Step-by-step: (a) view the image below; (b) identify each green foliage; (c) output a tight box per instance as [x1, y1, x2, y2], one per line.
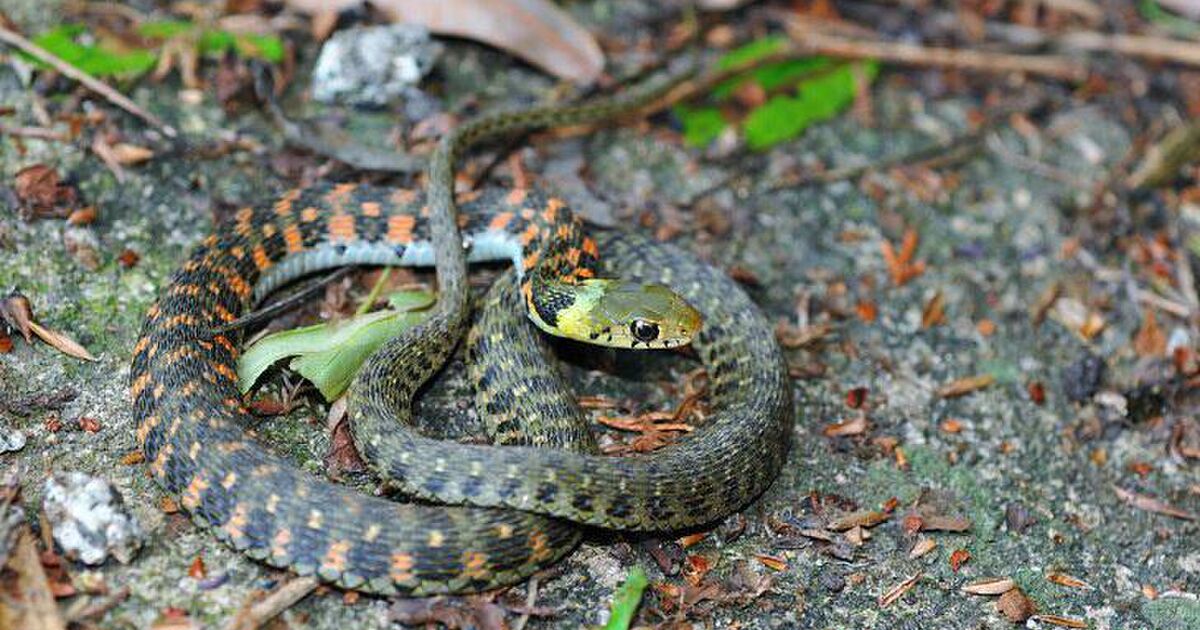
[28, 21, 284, 80]
[676, 36, 880, 150]
[600, 567, 649, 630]
[31, 25, 156, 78]
[238, 290, 435, 401]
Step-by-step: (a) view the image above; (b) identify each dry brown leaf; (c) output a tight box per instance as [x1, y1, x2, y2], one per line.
[1113, 486, 1197, 521]
[285, 0, 603, 83]
[880, 229, 925, 286]
[1031, 614, 1088, 628]
[826, 510, 889, 531]
[775, 321, 835, 348]
[921, 290, 946, 328]
[908, 537, 936, 559]
[938, 374, 994, 398]
[997, 587, 1037, 622]
[878, 572, 922, 607]
[822, 416, 868, 437]
[109, 143, 154, 165]
[949, 548, 971, 572]
[1046, 573, 1091, 589]
[921, 514, 972, 532]
[65, 206, 97, 226]
[961, 577, 1015, 595]
[1, 291, 35, 341]
[754, 554, 787, 571]
[1133, 307, 1167, 357]
[28, 321, 97, 362]
[0, 532, 68, 630]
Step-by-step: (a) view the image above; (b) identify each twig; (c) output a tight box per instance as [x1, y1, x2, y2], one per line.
[512, 576, 539, 630]
[63, 586, 132, 623]
[1135, 289, 1191, 319]
[0, 124, 69, 141]
[984, 132, 1093, 189]
[1059, 30, 1200, 67]
[0, 24, 176, 137]
[782, 27, 1089, 81]
[213, 267, 354, 334]
[223, 575, 319, 630]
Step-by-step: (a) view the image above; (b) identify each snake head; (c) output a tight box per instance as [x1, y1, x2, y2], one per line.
[549, 279, 702, 349]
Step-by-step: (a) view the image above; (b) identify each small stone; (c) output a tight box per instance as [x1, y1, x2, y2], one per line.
[311, 24, 443, 106]
[0, 428, 25, 453]
[1061, 351, 1105, 403]
[42, 472, 144, 565]
[1005, 502, 1037, 534]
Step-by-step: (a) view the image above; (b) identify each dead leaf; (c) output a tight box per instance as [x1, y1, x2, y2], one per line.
[880, 229, 925, 286]
[78, 417, 101, 433]
[949, 548, 970, 572]
[388, 596, 507, 629]
[826, 510, 889, 531]
[775, 321, 835, 348]
[0, 532, 68, 630]
[286, 0, 604, 83]
[920, 290, 945, 328]
[822, 416, 868, 437]
[938, 374, 994, 398]
[878, 572, 921, 607]
[13, 164, 76, 218]
[1046, 573, 1091, 589]
[109, 143, 154, 165]
[1, 291, 35, 342]
[754, 554, 787, 571]
[920, 514, 972, 532]
[908, 537, 936, 559]
[1133, 307, 1167, 357]
[1031, 614, 1088, 628]
[65, 206, 97, 226]
[962, 577, 1015, 595]
[996, 587, 1036, 622]
[1113, 486, 1197, 520]
[28, 321, 97, 362]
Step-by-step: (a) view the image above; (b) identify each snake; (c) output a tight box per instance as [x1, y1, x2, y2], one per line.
[129, 63, 793, 596]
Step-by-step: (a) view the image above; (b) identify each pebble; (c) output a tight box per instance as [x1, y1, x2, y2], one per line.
[312, 24, 443, 106]
[42, 472, 144, 565]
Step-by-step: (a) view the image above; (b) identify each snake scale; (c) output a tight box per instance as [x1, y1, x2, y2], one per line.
[129, 64, 793, 595]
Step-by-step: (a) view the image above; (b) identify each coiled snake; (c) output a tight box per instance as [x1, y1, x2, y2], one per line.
[129, 65, 793, 595]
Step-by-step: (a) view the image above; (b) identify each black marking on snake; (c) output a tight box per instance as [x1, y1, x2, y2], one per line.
[536, 482, 558, 504]
[334, 244, 348, 256]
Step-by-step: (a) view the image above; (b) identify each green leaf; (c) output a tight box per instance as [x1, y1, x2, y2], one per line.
[675, 105, 728, 148]
[716, 35, 787, 71]
[135, 20, 195, 39]
[601, 567, 649, 630]
[31, 24, 156, 78]
[743, 60, 879, 150]
[233, 33, 285, 63]
[238, 290, 435, 401]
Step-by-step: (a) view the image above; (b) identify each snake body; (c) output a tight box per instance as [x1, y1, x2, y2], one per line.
[129, 70, 793, 595]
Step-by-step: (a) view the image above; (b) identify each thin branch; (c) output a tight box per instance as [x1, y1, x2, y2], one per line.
[0, 24, 176, 137]
[784, 30, 1089, 81]
[223, 576, 319, 630]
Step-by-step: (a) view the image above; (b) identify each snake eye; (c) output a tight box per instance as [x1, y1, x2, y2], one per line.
[630, 319, 660, 343]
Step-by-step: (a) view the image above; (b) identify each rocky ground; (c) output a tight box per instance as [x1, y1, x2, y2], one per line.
[2, 1, 1199, 628]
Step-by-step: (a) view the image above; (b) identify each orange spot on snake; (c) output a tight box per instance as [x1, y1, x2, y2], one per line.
[387, 215, 415, 244]
[390, 553, 415, 583]
[361, 201, 382, 217]
[283, 223, 304, 254]
[301, 206, 319, 223]
[488, 211, 514, 232]
[506, 188, 528, 205]
[252, 245, 272, 272]
[328, 214, 356, 242]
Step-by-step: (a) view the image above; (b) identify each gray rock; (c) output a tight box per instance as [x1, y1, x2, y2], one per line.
[311, 24, 443, 106]
[42, 472, 143, 565]
[0, 427, 25, 453]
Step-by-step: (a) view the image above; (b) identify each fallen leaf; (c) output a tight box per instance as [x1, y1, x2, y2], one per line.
[845, 386, 868, 409]
[976, 319, 996, 336]
[775, 321, 835, 348]
[940, 418, 963, 433]
[996, 587, 1037, 622]
[120, 451, 145, 465]
[117, 249, 140, 268]
[1028, 381, 1046, 405]
[1113, 486, 1197, 520]
[949, 548, 971, 572]
[855, 300, 877, 322]
[286, 0, 604, 83]
[29, 321, 97, 362]
[822, 416, 868, 437]
[0, 291, 35, 341]
[938, 374, 994, 398]
[908, 537, 936, 559]
[921, 290, 945, 328]
[187, 556, 206, 579]
[109, 143, 154, 165]
[1046, 573, 1091, 589]
[0, 532, 68, 630]
[880, 229, 925, 286]
[13, 163, 76, 218]
[878, 572, 921, 607]
[65, 206, 97, 226]
[1133, 307, 1167, 357]
[678, 533, 708, 549]
[1031, 614, 1088, 628]
[78, 417, 101, 433]
[962, 577, 1016, 595]
[754, 554, 787, 571]
[920, 514, 972, 532]
[0, 330, 11, 354]
[826, 510, 889, 531]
